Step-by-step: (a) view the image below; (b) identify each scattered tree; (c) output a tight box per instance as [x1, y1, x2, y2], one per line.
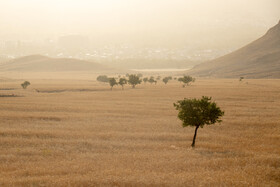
[178, 75, 195, 87]
[162, 76, 172, 84]
[137, 73, 143, 78]
[109, 78, 118, 90]
[128, 74, 142, 88]
[148, 76, 157, 84]
[143, 77, 149, 84]
[239, 77, 244, 81]
[118, 77, 127, 90]
[174, 96, 224, 148]
[97, 75, 109, 83]
[21, 81, 30, 89]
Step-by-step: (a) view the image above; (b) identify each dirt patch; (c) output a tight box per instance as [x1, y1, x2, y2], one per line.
[0, 88, 15, 90]
[0, 94, 22, 97]
[2, 116, 62, 122]
[35, 88, 108, 93]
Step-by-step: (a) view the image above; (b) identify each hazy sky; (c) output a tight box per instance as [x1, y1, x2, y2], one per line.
[0, 0, 279, 48]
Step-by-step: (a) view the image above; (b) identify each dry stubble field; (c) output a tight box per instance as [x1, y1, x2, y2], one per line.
[0, 78, 279, 186]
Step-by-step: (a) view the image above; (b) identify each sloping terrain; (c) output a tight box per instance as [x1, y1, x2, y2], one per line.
[0, 55, 111, 72]
[187, 21, 280, 78]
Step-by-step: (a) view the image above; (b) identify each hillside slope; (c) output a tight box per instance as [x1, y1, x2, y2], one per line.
[187, 21, 280, 78]
[0, 55, 112, 72]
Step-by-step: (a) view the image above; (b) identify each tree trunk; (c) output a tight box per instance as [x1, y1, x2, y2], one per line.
[191, 126, 199, 148]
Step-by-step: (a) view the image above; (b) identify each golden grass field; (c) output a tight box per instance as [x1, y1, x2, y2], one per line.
[0, 78, 279, 186]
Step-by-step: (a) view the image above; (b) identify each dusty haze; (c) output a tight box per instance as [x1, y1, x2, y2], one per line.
[1, 0, 280, 48]
[1, 1, 280, 186]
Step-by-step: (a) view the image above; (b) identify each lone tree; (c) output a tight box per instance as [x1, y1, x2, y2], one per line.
[108, 78, 118, 90]
[162, 76, 172, 85]
[239, 77, 244, 82]
[174, 96, 224, 148]
[178, 75, 195, 87]
[97, 75, 109, 83]
[118, 77, 127, 90]
[128, 74, 142, 88]
[21, 81, 30, 89]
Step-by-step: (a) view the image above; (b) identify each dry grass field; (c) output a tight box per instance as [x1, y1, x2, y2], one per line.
[0, 78, 279, 186]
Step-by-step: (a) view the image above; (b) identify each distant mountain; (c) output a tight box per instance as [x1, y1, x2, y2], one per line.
[0, 55, 112, 72]
[187, 21, 280, 78]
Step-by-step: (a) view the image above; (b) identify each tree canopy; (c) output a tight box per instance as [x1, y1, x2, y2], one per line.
[174, 96, 224, 147]
[178, 75, 195, 87]
[128, 74, 142, 88]
[97, 75, 109, 83]
[108, 78, 118, 90]
[143, 77, 149, 84]
[162, 76, 172, 84]
[118, 77, 127, 90]
[148, 76, 157, 84]
[21, 81, 30, 89]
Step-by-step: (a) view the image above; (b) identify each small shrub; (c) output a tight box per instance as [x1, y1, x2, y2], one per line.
[143, 77, 149, 84]
[97, 75, 109, 83]
[162, 76, 172, 84]
[148, 76, 157, 85]
[21, 81, 30, 89]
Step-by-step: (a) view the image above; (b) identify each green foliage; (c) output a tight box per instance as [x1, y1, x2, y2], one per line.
[128, 74, 142, 88]
[97, 75, 109, 83]
[21, 81, 30, 89]
[174, 96, 224, 147]
[162, 77, 169, 84]
[162, 76, 172, 84]
[148, 76, 157, 84]
[108, 77, 118, 90]
[174, 96, 224, 128]
[118, 77, 127, 90]
[178, 75, 195, 87]
[143, 77, 149, 83]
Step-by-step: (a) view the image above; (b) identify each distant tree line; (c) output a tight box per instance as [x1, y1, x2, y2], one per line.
[96, 74, 196, 90]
